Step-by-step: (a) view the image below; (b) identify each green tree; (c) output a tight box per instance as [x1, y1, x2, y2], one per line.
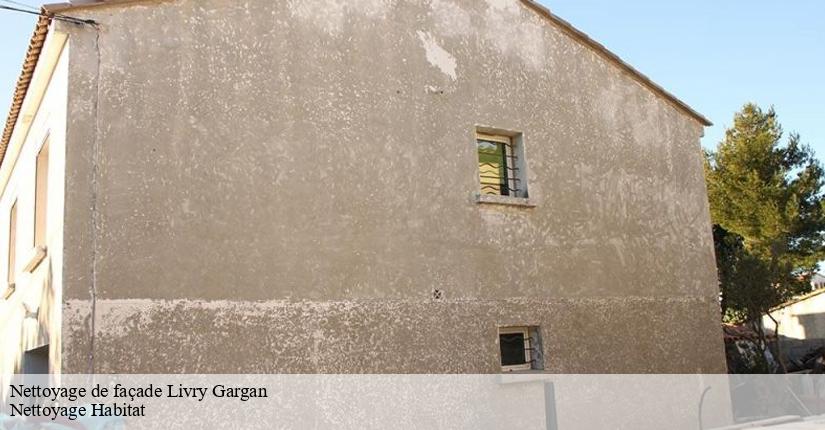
[705, 104, 825, 370]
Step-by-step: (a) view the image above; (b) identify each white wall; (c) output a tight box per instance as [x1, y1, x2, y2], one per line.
[765, 292, 825, 340]
[0, 30, 68, 387]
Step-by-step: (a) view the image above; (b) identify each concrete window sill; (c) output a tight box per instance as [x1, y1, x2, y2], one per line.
[475, 194, 536, 208]
[23, 246, 47, 273]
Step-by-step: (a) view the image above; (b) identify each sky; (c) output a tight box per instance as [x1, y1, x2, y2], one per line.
[0, 0, 823, 154]
[543, 1, 825, 153]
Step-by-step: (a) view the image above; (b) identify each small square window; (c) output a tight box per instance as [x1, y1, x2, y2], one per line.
[498, 326, 543, 372]
[477, 130, 527, 198]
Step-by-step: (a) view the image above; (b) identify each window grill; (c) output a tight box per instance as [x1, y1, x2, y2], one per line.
[499, 326, 537, 371]
[477, 133, 522, 197]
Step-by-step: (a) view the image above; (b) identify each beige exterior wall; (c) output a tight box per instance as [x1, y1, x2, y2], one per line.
[765, 292, 825, 361]
[57, 0, 724, 373]
[0, 29, 68, 385]
[766, 293, 825, 341]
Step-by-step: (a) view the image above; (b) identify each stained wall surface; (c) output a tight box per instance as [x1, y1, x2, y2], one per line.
[60, 0, 725, 373]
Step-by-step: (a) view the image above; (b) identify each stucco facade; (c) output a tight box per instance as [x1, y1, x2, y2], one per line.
[1, 0, 725, 375]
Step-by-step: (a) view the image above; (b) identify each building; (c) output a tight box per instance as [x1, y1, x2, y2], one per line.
[763, 277, 825, 365]
[0, 0, 724, 379]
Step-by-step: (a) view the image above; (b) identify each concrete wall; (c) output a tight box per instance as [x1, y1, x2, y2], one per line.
[60, 0, 725, 373]
[0, 31, 68, 385]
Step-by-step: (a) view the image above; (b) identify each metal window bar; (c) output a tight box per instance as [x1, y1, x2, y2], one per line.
[525, 336, 538, 366]
[504, 141, 518, 196]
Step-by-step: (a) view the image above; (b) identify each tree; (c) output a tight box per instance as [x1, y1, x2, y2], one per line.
[713, 225, 781, 372]
[705, 104, 825, 370]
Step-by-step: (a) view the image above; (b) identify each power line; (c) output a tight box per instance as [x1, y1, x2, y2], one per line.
[0, 3, 98, 26]
[1, 0, 38, 12]
[0, 2, 97, 26]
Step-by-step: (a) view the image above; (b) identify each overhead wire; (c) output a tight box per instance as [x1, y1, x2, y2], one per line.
[0, 0, 39, 11]
[0, 1, 97, 26]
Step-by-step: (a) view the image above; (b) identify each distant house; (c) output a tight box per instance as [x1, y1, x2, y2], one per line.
[763, 277, 825, 364]
[811, 274, 825, 289]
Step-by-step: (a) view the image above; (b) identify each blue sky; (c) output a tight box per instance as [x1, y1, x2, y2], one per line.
[0, 0, 823, 154]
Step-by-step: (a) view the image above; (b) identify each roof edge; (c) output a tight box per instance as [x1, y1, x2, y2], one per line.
[47, 0, 714, 127]
[0, 12, 51, 170]
[520, 0, 712, 127]
[43, 0, 155, 13]
[769, 286, 825, 313]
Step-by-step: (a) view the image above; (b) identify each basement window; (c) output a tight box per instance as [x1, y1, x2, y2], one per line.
[498, 326, 543, 372]
[477, 130, 527, 199]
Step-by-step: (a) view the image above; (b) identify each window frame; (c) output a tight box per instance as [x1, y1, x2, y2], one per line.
[34, 137, 49, 249]
[8, 200, 17, 286]
[474, 127, 532, 206]
[498, 326, 533, 372]
[476, 132, 516, 197]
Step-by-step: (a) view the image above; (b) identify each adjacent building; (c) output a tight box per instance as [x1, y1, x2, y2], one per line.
[763, 277, 825, 365]
[0, 0, 725, 380]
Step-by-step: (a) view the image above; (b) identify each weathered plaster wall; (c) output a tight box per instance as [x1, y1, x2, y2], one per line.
[61, 0, 724, 373]
[62, 297, 722, 373]
[0, 34, 68, 385]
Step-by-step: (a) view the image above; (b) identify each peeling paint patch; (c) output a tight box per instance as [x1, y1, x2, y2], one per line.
[416, 31, 457, 80]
